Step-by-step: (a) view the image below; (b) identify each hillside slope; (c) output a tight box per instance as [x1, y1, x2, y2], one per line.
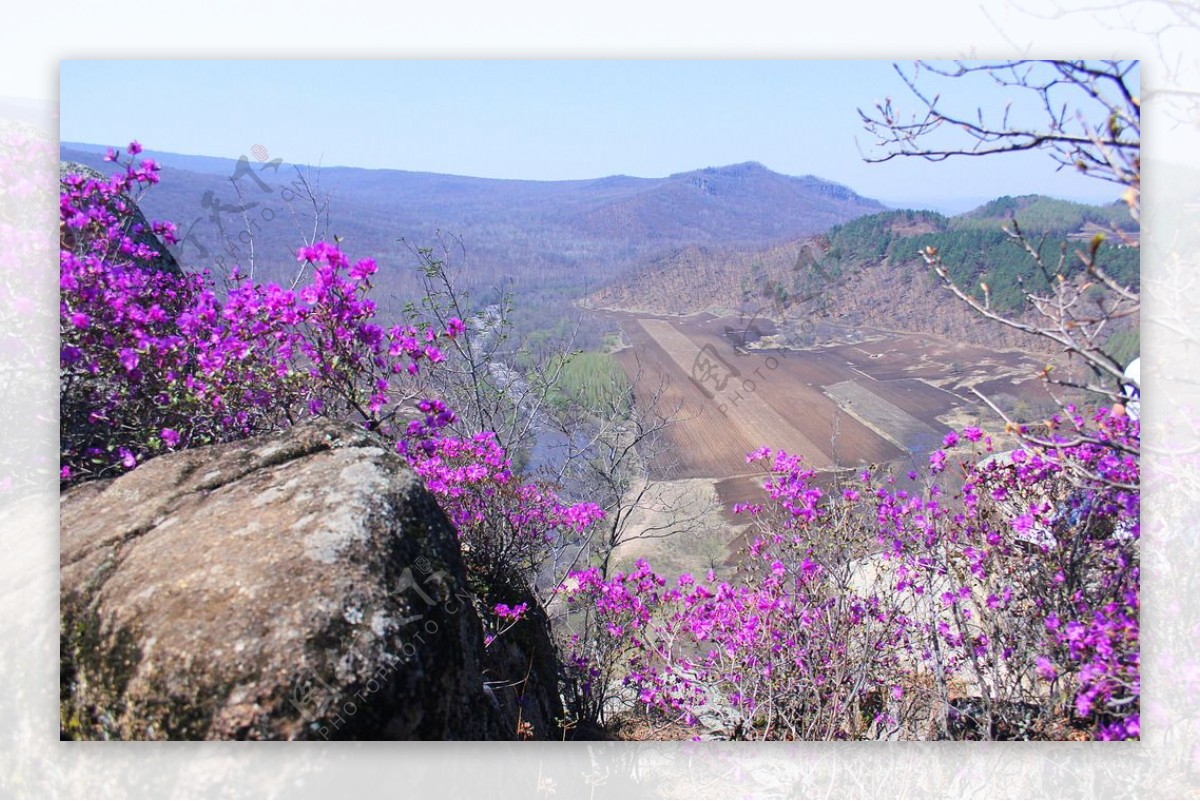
[588, 198, 1140, 352]
[61, 145, 884, 296]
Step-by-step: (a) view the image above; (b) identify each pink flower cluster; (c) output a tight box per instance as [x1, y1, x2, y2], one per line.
[405, 430, 603, 555]
[567, 539, 907, 738]
[569, 413, 1139, 740]
[60, 145, 460, 481]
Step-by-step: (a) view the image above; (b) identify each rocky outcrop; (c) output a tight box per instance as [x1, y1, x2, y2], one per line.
[60, 160, 182, 276]
[59, 419, 557, 740]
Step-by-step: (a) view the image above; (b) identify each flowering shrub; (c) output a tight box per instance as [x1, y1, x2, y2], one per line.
[568, 413, 1138, 740]
[566, 451, 911, 739]
[403, 427, 603, 638]
[60, 145, 458, 483]
[971, 408, 1140, 740]
[60, 146, 606, 692]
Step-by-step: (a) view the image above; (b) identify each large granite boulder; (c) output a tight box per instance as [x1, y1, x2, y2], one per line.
[60, 160, 182, 276]
[60, 419, 553, 740]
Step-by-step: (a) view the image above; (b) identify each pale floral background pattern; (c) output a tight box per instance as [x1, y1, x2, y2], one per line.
[1, 0, 1196, 796]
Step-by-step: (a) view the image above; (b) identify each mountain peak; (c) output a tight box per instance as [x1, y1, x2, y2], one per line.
[673, 161, 773, 180]
[706, 161, 771, 174]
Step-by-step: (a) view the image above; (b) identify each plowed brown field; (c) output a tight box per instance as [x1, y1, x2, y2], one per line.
[598, 310, 1059, 578]
[607, 311, 1054, 487]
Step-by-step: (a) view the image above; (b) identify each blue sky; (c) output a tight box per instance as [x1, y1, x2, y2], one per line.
[60, 60, 1131, 210]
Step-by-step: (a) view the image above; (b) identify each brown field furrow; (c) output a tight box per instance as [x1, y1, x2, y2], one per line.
[637, 319, 834, 469]
[614, 332, 751, 479]
[822, 380, 944, 453]
[688, 330, 905, 468]
[602, 309, 1054, 509]
[859, 378, 958, 420]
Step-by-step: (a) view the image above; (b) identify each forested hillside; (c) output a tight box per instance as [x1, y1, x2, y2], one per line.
[589, 196, 1140, 352]
[61, 145, 881, 290]
[824, 199, 1139, 313]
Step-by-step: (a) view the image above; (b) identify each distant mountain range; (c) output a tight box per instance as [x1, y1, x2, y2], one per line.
[62, 142, 1141, 355]
[60, 143, 886, 304]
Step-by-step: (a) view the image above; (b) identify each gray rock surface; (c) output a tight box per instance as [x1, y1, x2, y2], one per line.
[59, 419, 541, 740]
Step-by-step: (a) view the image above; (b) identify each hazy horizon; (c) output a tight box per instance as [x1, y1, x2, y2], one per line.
[60, 60, 1134, 211]
[58, 137, 1124, 216]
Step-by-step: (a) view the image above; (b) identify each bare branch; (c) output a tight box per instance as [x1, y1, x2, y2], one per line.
[859, 60, 1140, 199]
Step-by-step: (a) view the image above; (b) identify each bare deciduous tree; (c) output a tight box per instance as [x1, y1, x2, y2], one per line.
[399, 235, 575, 462]
[543, 351, 713, 581]
[860, 60, 1141, 462]
[861, 60, 1140, 210]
